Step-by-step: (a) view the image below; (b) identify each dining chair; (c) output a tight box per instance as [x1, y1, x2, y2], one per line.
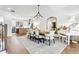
[35, 30, 40, 44]
[61, 35, 68, 43]
[35, 30, 45, 44]
[45, 31, 55, 46]
[30, 30, 35, 41]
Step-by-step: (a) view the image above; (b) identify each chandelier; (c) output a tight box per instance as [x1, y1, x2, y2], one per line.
[33, 5, 43, 18]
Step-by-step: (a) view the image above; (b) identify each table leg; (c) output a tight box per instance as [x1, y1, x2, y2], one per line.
[68, 35, 70, 45]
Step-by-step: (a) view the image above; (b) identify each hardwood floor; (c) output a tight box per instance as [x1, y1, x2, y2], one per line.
[6, 36, 30, 54]
[61, 42, 79, 54]
[6, 35, 79, 54]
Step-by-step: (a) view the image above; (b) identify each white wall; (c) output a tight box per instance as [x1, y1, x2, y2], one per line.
[0, 16, 4, 22]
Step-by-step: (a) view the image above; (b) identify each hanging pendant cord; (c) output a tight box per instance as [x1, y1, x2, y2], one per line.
[38, 5, 40, 13]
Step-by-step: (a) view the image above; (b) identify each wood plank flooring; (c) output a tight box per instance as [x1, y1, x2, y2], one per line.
[6, 36, 30, 54]
[62, 43, 79, 54]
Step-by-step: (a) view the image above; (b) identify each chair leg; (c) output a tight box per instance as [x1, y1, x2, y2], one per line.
[43, 38, 45, 43]
[30, 36, 31, 40]
[53, 39, 55, 44]
[38, 38, 40, 44]
[34, 37, 36, 42]
[64, 37, 67, 43]
[32, 37, 33, 40]
[34, 38, 36, 42]
[60, 37, 62, 42]
[49, 39, 50, 46]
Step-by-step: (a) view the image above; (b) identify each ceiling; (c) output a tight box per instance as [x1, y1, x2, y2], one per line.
[0, 5, 79, 16]
[0, 5, 79, 22]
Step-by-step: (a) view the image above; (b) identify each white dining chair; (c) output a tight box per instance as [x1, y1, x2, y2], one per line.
[61, 35, 68, 43]
[30, 30, 35, 40]
[45, 31, 55, 46]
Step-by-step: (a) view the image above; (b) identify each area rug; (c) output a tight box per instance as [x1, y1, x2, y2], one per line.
[18, 37, 67, 54]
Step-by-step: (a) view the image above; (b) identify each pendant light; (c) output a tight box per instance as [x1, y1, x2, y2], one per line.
[33, 5, 43, 18]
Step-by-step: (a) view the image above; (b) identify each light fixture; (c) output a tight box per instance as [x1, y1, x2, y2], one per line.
[5, 8, 15, 18]
[8, 8, 15, 12]
[33, 5, 43, 18]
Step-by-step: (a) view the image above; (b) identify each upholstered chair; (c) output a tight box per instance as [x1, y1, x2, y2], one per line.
[45, 31, 55, 46]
